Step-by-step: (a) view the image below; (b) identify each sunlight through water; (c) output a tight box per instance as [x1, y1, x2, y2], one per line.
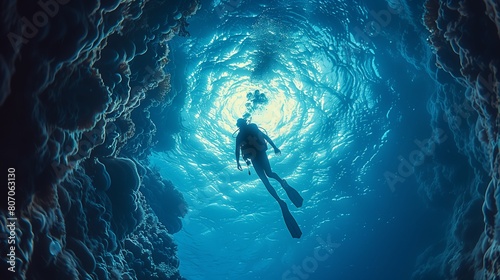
[150, 1, 396, 279]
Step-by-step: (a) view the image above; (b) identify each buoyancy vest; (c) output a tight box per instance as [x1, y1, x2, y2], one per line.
[237, 124, 268, 159]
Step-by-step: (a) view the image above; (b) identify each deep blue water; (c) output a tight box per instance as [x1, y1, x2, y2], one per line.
[3, 0, 490, 279]
[149, 0, 452, 279]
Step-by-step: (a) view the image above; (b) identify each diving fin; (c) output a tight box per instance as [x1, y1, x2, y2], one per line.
[279, 201, 302, 239]
[282, 180, 304, 208]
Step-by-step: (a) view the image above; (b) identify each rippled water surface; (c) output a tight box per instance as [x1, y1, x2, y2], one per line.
[151, 0, 438, 279]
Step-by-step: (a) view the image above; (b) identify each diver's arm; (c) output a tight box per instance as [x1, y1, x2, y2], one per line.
[235, 145, 240, 162]
[262, 134, 277, 149]
[262, 134, 281, 155]
[235, 138, 242, 170]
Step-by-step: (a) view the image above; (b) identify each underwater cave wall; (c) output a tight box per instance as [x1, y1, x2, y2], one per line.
[0, 0, 198, 279]
[418, 0, 500, 279]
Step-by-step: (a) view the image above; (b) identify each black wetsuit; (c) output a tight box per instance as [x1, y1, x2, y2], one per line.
[237, 123, 268, 161]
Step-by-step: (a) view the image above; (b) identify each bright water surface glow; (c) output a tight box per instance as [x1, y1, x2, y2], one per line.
[150, 1, 402, 279]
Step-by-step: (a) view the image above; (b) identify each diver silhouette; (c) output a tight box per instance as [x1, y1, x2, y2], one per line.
[234, 118, 303, 238]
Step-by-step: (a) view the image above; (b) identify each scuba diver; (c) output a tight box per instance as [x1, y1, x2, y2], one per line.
[234, 118, 303, 238]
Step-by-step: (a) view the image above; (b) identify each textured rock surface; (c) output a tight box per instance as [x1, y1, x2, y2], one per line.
[420, 0, 500, 279]
[0, 1, 199, 279]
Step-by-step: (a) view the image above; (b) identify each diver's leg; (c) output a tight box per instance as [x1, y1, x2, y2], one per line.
[252, 157, 283, 203]
[257, 153, 304, 207]
[260, 152, 285, 185]
[254, 156, 301, 238]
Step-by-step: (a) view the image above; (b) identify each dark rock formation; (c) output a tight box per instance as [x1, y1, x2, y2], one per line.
[0, 0, 199, 279]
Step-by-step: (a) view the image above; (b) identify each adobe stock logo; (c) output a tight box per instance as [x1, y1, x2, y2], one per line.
[282, 234, 340, 280]
[383, 71, 494, 192]
[353, 0, 403, 45]
[384, 128, 448, 192]
[214, 0, 242, 19]
[7, 0, 71, 49]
